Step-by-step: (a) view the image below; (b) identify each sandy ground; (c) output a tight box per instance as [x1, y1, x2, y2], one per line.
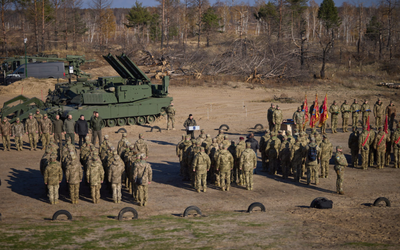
[0, 77, 400, 248]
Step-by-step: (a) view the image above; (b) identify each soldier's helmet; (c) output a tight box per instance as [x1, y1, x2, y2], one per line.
[43, 114, 48, 118]
[104, 135, 109, 140]
[110, 146, 115, 151]
[129, 145, 135, 149]
[206, 134, 211, 138]
[212, 138, 217, 142]
[122, 133, 127, 137]
[85, 135, 90, 140]
[114, 155, 120, 160]
[90, 145, 96, 150]
[182, 134, 186, 138]
[336, 145, 342, 151]
[276, 105, 280, 109]
[224, 135, 228, 139]
[196, 141, 201, 146]
[29, 113, 33, 116]
[16, 117, 20, 122]
[246, 142, 251, 148]
[201, 129, 205, 133]
[286, 130, 292, 135]
[310, 137, 316, 142]
[36, 109, 40, 113]
[298, 106, 301, 111]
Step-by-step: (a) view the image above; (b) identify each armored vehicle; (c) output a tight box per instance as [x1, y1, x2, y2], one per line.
[0, 54, 172, 127]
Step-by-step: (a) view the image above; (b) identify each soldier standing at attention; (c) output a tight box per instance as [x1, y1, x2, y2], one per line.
[350, 99, 361, 129]
[235, 137, 246, 184]
[0, 117, 12, 151]
[305, 137, 320, 185]
[25, 113, 39, 151]
[291, 137, 306, 182]
[215, 129, 225, 145]
[65, 154, 83, 204]
[293, 107, 305, 133]
[267, 103, 276, 131]
[108, 155, 125, 203]
[90, 111, 104, 147]
[63, 115, 76, 146]
[216, 144, 234, 191]
[334, 146, 347, 195]
[176, 134, 185, 176]
[87, 155, 104, 204]
[34, 109, 43, 124]
[75, 115, 89, 149]
[12, 118, 24, 151]
[265, 132, 281, 175]
[192, 147, 211, 193]
[340, 100, 351, 132]
[329, 100, 340, 133]
[134, 134, 149, 157]
[39, 114, 53, 150]
[240, 143, 257, 190]
[183, 114, 197, 139]
[133, 154, 152, 206]
[374, 127, 390, 169]
[320, 135, 332, 178]
[374, 98, 385, 128]
[273, 105, 283, 133]
[259, 130, 270, 172]
[166, 102, 176, 130]
[386, 101, 396, 131]
[391, 122, 400, 168]
[361, 100, 371, 127]
[368, 127, 377, 167]
[52, 115, 64, 148]
[358, 126, 372, 170]
[117, 133, 129, 156]
[44, 154, 63, 204]
[348, 127, 359, 167]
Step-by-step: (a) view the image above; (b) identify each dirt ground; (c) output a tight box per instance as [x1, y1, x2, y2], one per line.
[0, 77, 400, 249]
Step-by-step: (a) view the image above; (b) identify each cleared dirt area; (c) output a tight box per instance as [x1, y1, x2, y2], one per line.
[0, 77, 400, 249]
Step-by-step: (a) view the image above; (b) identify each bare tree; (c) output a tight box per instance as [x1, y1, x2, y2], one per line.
[90, 0, 113, 49]
[0, 0, 11, 56]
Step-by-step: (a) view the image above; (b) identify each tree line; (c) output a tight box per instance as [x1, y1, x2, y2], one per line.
[0, 0, 399, 79]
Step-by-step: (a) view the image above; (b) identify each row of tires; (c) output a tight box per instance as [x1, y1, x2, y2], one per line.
[16, 197, 390, 222]
[104, 115, 157, 127]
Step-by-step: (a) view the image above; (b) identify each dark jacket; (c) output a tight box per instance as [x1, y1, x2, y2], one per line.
[90, 116, 104, 131]
[245, 137, 259, 155]
[75, 119, 88, 135]
[183, 118, 197, 129]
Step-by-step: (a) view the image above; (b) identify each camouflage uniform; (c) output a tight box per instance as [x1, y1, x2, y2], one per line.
[334, 146, 347, 195]
[25, 116, 39, 150]
[12, 119, 25, 151]
[99, 136, 109, 161]
[215, 130, 225, 145]
[240, 146, 257, 190]
[40, 150, 52, 175]
[235, 139, 246, 184]
[374, 128, 390, 169]
[358, 128, 373, 170]
[369, 129, 376, 167]
[291, 139, 306, 182]
[292, 107, 305, 133]
[0, 119, 12, 151]
[202, 134, 212, 151]
[133, 159, 152, 206]
[320, 137, 332, 178]
[134, 135, 149, 157]
[329, 101, 340, 133]
[179, 136, 193, 181]
[34, 110, 43, 125]
[80, 140, 93, 170]
[176, 135, 185, 176]
[221, 136, 231, 150]
[117, 133, 129, 156]
[65, 155, 83, 204]
[391, 125, 400, 168]
[39, 116, 53, 150]
[44, 156, 63, 204]
[192, 149, 211, 192]
[265, 133, 281, 175]
[267, 104, 275, 131]
[348, 128, 359, 167]
[386, 102, 396, 130]
[373, 99, 385, 128]
[166, 104, 176, 130]
[279, 137, 292, 179]
[188, 141, 202, 187]
[87, 156, 104, 203]
[216, 147, 234, 191]
[108, 155, 125, 203]
[305, 140, 321, 185]
[208, 139, 220, 185]
[340, 101, 351, 132]
[361, 100, 371, 127]
[273, 106, 283, 133]
[350, 100, 361, 129]
[129, 154, 141, 200]
[259, 131, 270, 172]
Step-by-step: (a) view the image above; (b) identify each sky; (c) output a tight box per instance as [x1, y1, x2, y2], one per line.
[83, 0, 378, 9]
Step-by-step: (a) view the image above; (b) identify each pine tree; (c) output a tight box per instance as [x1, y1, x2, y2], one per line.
[202, 7, 221, 47]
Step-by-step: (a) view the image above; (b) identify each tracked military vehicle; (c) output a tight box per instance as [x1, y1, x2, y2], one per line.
[1, 54, 173, 127]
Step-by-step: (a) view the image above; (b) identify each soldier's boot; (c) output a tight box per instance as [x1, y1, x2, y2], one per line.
[143, 201, 147, 206]
[221, 187, 225, 191]
[196, 189, 200, 193]
[226, 186, 230, 191]
[54, 200, 58, 204]
[203, 188, 206, 193]
[339, 191, 344, 195]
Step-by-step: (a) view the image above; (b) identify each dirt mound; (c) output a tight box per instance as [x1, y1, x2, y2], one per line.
[0, 78, 61, 96]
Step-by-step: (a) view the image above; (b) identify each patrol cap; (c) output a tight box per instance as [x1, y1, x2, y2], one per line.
[344, 100, 347, 103]
[336, 145, 342, 150]
[29, 113, 33, 116]
[16, 117, 20, 121]
[378, 98, 381, 101]
[333, 100, 336, 103]
[201, 129, 205, 132]
[276, 105, 280, 108]
[271, 103, 274, 107]
[286, 130, 292, 135]
[122, 133, 127, 137]
[43, 114, 48, 117]
[196, 141, 201, 146]
[104, 134, 109, 139]
[298, 106, 301, 110]
[139, 133, 144, 138]
[185, 135, 191, 140]
[189, 114, 193, 116]
[129, 144, 135, 149]
[36, 109, 40, 112]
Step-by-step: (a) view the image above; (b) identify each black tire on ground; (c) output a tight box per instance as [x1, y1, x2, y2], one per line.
[118, 207, 139, 221]
[373, 197, 391, 207]
[310, 197, 326, 208]
[0, 212, 2, 221]
[247, 202, 266, 213]
[116, 128, 128, 134]
[219, 124, 230, 131]
[52, 210, 73, 220]
[254, 124, 264, 130]
[183, 206, 202, 217]
[150, 126, 162, 133]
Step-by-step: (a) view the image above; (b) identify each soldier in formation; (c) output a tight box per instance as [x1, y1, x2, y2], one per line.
[386, 101, 396, 130]
[361, 100, 371, 127]
[240, 143, 257, 190]
[108, 155, 125, 203]
[340, 100, 351, 132]
[351, 99, 361, 129]
[192, 147, 211, 192]
[374, 98, 385, 128]
[65, 153, 83, 204]
[133, 154, 152, 206]
[25, 113, 39, 150]
[44, 154, 63, 204]
[134, 134, 149, 158]
[348, 127, 359, 167]
[12, 118, 24, 151]
[305, 137, 320, 185]
[39, 114, 53, 150]
[374, 127, 390, 169]
[293, 107, 304, 133]
[320, 135, 332, 178]
[273, 105, 283, 133]
[329, 100, 340, 133]
[334, 146, 347, 195]
[0, 117, 12, 151]
[216, 144, 234, 191]
[87, 155, 104, 204]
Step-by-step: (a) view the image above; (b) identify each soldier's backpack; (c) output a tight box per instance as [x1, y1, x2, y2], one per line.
[315, 198, 333, 209]
[308, 146, 317, 161]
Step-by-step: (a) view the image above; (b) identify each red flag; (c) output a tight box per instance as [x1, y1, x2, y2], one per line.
[303, 95, 308, 129]
[384, 115, 388, 134]
[367, 115, 370, 131]
[318, 94, 329, 127]
[310, 94, 319, 128]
